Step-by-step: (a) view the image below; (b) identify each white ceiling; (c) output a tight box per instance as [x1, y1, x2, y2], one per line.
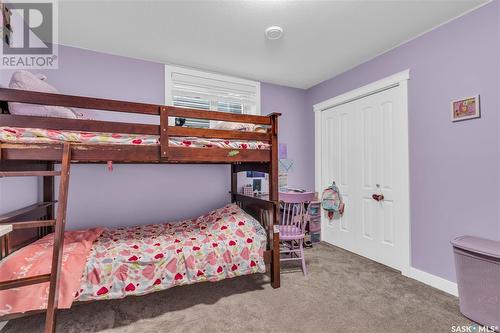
[58, 0, 488, 89]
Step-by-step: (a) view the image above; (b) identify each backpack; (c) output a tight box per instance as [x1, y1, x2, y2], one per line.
[321, 181, 345, 220]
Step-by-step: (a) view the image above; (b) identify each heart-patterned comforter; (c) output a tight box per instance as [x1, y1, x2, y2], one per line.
[76, 204, 267, 301]
[0, 127, 270, 150]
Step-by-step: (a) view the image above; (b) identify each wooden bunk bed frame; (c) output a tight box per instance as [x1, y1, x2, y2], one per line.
[0, 88, 281, 332]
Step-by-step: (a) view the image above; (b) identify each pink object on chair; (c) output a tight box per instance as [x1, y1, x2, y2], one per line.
[279, 191, 315, 276]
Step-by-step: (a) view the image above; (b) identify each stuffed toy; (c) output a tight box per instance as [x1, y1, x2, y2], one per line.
[8, 70, 84, 119]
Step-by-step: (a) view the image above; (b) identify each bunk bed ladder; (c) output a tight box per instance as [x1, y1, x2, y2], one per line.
[0, 143, 72, 333]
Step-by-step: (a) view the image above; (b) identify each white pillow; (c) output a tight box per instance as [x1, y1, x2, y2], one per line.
[8, 70, 79, 119]
[212, 121, 266, 133]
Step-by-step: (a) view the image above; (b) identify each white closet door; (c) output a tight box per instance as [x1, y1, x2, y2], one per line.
[321, 86, 405, 270]
[320, 102, 358, 253]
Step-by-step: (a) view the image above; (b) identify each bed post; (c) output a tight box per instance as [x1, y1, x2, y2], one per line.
[42, 162, 55, 236]
[160, 106, 169, 161]
[45, 143, 72, 333]
[269, 113, 281, 289]
[231, 164, 237, 203]
[268, 113, 280, 203]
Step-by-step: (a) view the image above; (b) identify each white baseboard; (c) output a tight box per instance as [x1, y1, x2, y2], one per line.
[403, 267, 458, 297]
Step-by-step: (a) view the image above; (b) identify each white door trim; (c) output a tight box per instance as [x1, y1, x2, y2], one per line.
[314, 69, 411, 275]
[313, 70, 410, 112]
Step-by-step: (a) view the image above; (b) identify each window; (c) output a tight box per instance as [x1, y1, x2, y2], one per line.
[165, 65, 260, 128]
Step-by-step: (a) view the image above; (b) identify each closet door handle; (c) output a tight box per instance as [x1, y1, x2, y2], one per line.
[372, 194, 384, 202]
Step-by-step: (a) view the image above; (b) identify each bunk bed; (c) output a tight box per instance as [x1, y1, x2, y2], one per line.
[0, 87, 281, 332]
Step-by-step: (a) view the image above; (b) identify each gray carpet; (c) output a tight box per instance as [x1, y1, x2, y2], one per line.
[2, 243, 470, 333]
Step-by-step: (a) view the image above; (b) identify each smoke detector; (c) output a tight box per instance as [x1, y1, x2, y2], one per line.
[265, 26, 284, 40]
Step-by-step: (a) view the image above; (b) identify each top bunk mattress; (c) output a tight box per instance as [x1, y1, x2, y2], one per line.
[0, 127, 270, 150]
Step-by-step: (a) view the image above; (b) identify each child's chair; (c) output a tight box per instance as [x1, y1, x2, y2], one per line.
[278, 191, 315, 276]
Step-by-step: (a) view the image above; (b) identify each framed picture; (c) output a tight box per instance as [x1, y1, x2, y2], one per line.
[252, 179, 262, 192]
[451, 95, 480, 122]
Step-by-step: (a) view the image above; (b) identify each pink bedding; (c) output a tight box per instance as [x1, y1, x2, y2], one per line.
[0, 228, 104, 316]
[0, 127, 270, 150]
[77, 204, 266, 301]
[0, 204, 266, 315]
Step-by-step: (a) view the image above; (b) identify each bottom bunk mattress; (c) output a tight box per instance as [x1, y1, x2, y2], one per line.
[76, 204, 267, 301]
[0, 204, 267, 315]
[0, 127, 270, 150]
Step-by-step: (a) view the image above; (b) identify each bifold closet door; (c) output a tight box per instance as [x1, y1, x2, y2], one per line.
[321, 86, 405, 271]
[320, 101, 358, 254]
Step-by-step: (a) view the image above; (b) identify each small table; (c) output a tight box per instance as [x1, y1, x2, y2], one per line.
[0, 224, 13, 237]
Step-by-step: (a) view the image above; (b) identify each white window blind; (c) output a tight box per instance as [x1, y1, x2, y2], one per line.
[165, 66, 260, 128]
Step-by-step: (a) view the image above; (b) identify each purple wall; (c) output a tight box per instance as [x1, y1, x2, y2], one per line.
[307, 2, 500, 282]
[261, 83, 314, 190]
[237, 83, 313, 193]
[0, 46, 312, 229]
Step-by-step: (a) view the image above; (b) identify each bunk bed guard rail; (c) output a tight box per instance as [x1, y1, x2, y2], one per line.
[0, 88, 280, 163]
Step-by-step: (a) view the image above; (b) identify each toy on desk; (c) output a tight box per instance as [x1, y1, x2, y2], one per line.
[321, 181, 345, 220]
